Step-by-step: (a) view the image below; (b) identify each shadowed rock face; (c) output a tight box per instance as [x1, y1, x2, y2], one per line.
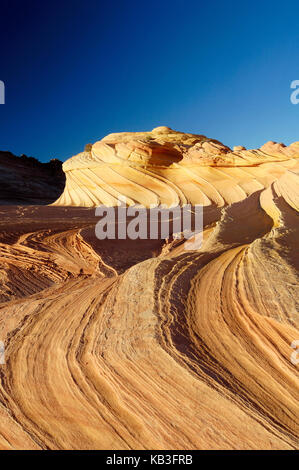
[0, 128, 298, 450]
[0, 151, 65, 205]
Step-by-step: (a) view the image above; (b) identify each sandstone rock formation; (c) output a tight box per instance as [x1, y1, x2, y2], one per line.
[0, 151, 65, 205]
[0, 127, 298, 450]
[54, 126, 299, 208]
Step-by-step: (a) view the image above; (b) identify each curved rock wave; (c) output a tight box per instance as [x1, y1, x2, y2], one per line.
[0, 128, 298, 449]
[54, 127, 299, 207]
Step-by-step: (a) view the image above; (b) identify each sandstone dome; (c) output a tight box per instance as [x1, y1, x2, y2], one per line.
[53, 127, 299, 207]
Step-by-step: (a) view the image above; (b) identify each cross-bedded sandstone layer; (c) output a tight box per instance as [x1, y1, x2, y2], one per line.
[0, 128, 298, 449]
[54, 126, 299, 208]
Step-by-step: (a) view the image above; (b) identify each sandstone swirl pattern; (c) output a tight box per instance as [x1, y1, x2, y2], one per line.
[54, 126, 299, 208]
[0, 127, 298, 449]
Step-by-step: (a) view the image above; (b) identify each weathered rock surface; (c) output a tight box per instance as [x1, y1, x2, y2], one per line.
[0, 151, 65, 204]
[54, 126, 299, 208]
[0, 128, 298, 450]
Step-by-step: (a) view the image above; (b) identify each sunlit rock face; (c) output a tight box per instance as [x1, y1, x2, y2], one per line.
[54, 127, 299, 207]
[0, 128, 298, 450]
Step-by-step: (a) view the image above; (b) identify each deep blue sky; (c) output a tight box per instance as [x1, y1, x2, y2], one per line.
[0, 0, 298, 162]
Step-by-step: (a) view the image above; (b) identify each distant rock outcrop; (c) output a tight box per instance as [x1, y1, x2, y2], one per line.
[0, 151, 65, 204]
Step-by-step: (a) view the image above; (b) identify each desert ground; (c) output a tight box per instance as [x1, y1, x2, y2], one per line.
[0, 127, 298, 450]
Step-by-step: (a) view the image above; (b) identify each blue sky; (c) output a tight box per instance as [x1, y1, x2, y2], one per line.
[0, 0, 298, 162]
